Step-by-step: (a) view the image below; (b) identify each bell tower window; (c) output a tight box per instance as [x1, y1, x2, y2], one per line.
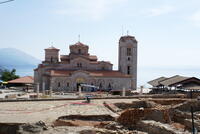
[58, 82, 61, 87]
[127, 66, 131, 75]
[108, 83, 112, 90]
[99, 83, 102, 89]
[50, 56, 53, 63]
[78, 49, 81, 54]
[127, 48, 132, 56]
[67, 82, 69, 87]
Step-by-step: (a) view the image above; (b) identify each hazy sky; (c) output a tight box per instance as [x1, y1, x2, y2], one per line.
[0, 0, 200, 70]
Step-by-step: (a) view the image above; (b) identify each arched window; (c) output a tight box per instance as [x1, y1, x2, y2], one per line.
[127, 66, 131, 75]
[108, 83, 112, 90]
[127, 48, 132, 56]
[67, 82, 69, 87]
[99, 83, 102, 89]
[78, 49, 81, 54]
[50, 56, 53, 63]
[77, 63, 82, 68]
[128, 57, 131, 61]
[58, 82, 61, 87]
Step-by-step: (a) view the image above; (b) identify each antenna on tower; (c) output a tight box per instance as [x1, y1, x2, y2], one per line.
[127, 30, 129, 36]
[122, 26, 124, 36]
[78, 34, 80, 42]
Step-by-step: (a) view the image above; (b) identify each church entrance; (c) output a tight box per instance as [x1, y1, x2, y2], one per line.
[77, 83, 83, 91]
[76, 78, 85, 91]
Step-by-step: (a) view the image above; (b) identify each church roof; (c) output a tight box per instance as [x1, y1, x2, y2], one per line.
[70, 42, 89, 48]
[120, 35, 137, 42]
[159, 75, 189, 87]
[148, 77, 168, 87]
[8, 76, 34, 84]
[49, 70, 131, 78]
[45, 46, 59, 51]
[89, 55, 97, 60]
[74, 42, 86, 46]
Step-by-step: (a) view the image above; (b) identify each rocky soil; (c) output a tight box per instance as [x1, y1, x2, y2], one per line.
[0, 98, 199, 134]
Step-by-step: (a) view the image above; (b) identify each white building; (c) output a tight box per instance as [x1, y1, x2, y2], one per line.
[34, 35, 138, 91]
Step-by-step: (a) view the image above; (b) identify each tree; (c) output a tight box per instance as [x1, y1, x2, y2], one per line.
[0, 69, 19, 81]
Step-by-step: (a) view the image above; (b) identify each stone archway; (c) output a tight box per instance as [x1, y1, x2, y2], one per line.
[76, 78, 86, 91]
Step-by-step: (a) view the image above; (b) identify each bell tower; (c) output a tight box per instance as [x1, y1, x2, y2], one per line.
[118, 35, 137, 90]
[44, 46, 60, 63]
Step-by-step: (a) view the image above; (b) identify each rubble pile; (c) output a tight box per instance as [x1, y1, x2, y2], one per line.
[0, 98, 199, 134]
[169, 100, 200, 131]
[117, 106, 171, 127]
[114, 99, 200, 134]
[114, 100, 157, 110]
[136, 120, 190, 134]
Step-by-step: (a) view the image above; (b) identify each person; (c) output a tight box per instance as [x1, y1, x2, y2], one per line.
[86, 96, 90, 103]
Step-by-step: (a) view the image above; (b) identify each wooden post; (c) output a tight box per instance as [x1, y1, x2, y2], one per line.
[37, 83, 39, 98]
[42, 82, 45, 95]
[49, 85, 52, 97]
[122, 87, 125, 97]
[190, 90, 195, 134]
[140, 86, 143, 95]
[79, 85, 82, 97]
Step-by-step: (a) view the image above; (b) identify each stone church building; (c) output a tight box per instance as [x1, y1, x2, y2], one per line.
[34, 35, 137, 91]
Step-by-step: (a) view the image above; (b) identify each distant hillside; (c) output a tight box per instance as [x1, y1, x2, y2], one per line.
[0, 48, 40, 68]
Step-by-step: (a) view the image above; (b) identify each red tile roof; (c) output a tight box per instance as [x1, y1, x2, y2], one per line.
[70, 42, 89, 48]
[89, 55, 97, 60]
[120, 35, 137, 42]
[8, 76, 34, 84]
[45, 46, 60, 51]
[50, 70, 131, 78]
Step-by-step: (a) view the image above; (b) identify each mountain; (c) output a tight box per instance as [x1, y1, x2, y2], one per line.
[0, 48, 41, 68]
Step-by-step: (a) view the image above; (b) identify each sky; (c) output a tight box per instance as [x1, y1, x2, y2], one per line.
[0, 0, 200, 85]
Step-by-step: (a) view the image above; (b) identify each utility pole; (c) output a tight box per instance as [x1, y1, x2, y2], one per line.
[190, 90, 195, 134]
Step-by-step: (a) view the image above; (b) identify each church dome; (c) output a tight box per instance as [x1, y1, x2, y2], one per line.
[45, 46, 60, 51]
[70, 42, 89, 49]
[69, 42, 89, 55]
[119, 35, 137, 43]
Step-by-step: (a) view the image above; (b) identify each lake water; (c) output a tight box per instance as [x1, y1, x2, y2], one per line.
[6, 65, 199, 88]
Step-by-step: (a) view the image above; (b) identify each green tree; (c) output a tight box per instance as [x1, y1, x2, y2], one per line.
[0, 69, 19, 81]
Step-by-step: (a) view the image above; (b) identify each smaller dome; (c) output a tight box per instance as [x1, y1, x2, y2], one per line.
[120, 35, 137, 43]
[74, 42, 86, 46]
[70, 42, 89, 49]
[45, 46, 60, 51]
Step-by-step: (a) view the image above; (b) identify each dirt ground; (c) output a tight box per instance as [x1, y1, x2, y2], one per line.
[0, 99, 137, 124]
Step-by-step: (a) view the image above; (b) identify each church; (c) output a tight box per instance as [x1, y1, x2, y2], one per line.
[34, 35, 138, 91]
